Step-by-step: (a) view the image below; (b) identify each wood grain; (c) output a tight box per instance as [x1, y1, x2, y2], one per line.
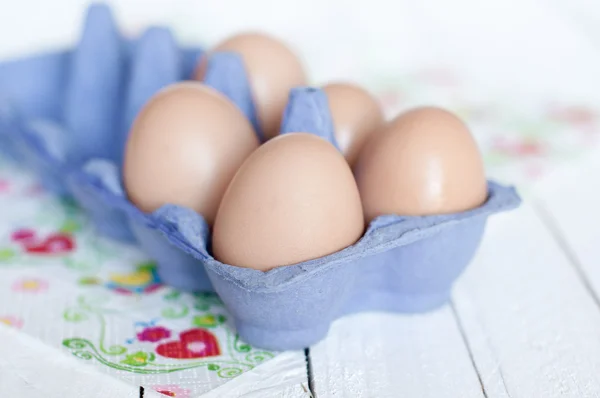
[309, 309, 485, 398]
[453, 204, 600, 398]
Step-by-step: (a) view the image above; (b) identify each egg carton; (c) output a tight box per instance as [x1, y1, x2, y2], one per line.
[68, 87, 521, 350]
[0, 4, 521, 351]
[70, 165, 518, 351]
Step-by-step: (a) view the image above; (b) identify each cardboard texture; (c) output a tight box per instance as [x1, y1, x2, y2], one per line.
[68, 157, 520, 350]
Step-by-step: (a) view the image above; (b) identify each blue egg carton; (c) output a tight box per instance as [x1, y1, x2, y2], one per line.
[67, 87, 521, 350]
[0, 4, 521, 351]
[69, 161, 519, 351]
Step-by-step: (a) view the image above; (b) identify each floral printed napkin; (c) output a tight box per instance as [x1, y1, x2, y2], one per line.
[0, 159, 275, 397]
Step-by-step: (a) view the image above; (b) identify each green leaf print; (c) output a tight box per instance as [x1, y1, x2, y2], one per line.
[120, 351, 155, 367]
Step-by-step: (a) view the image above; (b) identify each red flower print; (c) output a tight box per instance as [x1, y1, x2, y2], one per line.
[24, 233, 75, 255]
[156, 328, 220, 359]
[11, 229, 75, 256]
[137, 326, 171, 343]
[152, 385, 190, 398]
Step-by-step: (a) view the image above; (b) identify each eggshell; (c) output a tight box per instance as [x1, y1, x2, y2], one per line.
[194, 33, 307, 140]
[323, 82, 384, 165]
[123, 82, 259, 225]
[355, 106, 487, 223]
[212, 133, 364, 271]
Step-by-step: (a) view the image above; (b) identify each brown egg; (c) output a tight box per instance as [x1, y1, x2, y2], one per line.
[212, 133, 364, 271]
[355, 106, 487, 224]
[194, 32, 307, 140]
[123, 82, 259, 225]
[323, 82, 385, 165]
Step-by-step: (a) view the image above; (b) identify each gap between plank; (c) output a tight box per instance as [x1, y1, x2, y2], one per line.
[450, 300, 494, 398]
[304, 348, 316, 397]
[533, 200, 600, 310]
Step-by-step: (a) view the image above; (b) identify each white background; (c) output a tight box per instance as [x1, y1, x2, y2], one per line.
[2, 0, 600, 102]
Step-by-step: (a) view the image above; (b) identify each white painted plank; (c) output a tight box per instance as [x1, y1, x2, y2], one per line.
[199, 351, 310, 398]
[0, 324, 161, 398]
[309, 309, 484, 398]
[452, 203, 600, 398]
[533, 151, 600, 298]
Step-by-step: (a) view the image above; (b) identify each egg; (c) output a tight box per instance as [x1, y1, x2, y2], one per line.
[323, 82, 384, 165]
[123, 82, 259, 225]
[194, 32, 307, 140]
[212, 133, 364, 271]
[354, 106, 487, 224]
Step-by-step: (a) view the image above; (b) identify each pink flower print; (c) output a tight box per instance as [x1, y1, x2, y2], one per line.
[0, 179, 9, 194]
[0, 316, 23, 329]
[112, 287, 133, 296]
[514, 142, 543, 156]
[11, 229, 36, 243]
[11, 278, 49, 293]
[143, 284, 162, 294]
[491, 137, 544, 158]
[137, 326, 171, 343]
[548, 105, 597, 128]
[152, 385, 190, 397]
